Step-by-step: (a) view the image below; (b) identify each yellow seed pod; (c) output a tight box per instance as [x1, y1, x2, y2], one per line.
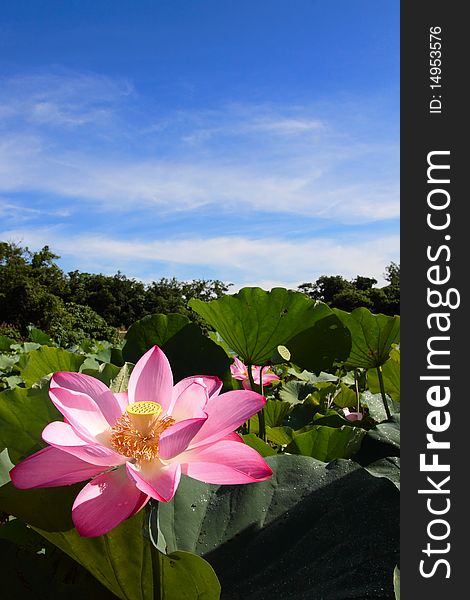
[127, 401, 162, 417]
[126, 402, 162, 433]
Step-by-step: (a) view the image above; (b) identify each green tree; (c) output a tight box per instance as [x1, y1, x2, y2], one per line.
[352, 276, 377, 291]
[331, 288, 374, 312]
[48, 302, 119, 347]
[1, 241, 232, 337]
[144, 278, 231, 329]
[376, 262, 400, 315]
[297, 264, 400, 316]
[0, 242, 119, 344]
[66, 271, 147, 327]
[384, 262, 400, 286]
[298, 275, 351, 303]
[0, 242, 67, 332]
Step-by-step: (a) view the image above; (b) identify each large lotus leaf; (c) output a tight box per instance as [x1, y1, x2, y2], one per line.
[27, 326, 54, 346]
[1, 483, 220, 599]
[0, 386, 61, 462]
[286, 313, 352, 373]
[331, 382, 358, 408]
[286, 424, 366, 461]
[288, 369, 339, 384]
[0, 448, 14, 486]
[265, 425, 294, 446]
[162, 324, 231, 384]
[365, 457, 400, 490]
[0, 482, 82, 531]
[283, 401, 317, 430]
[0, 519, 117, 600]
[158, 455, 399, 600]
[279, 380, 317, 406]
[355, 415, 400, 466]
[0, 335, 16, 351]
[122, 313, 190, 364]
[81, 361, 122, 386]
[189, 288, 332, 365]
[334, 307, 400, 369]
[122, 315, 230, 385]
[19, 347, 86, 387]
[246, 400, 292, 436]
[0, 353, 19, 373]
[37, 511, 220, 600]
[13, 342, 42, 358]
[361, 391, 398, 423]
[241, 434, 277, 457]
[263, 399, 292, 427]
[367, 352, 400, 403]
[109, 362, 134, 393]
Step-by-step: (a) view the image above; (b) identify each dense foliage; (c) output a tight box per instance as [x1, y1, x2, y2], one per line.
[0, 242, 230, 342]
[298, 262, 400, 315]
[1, 242, 400, 347]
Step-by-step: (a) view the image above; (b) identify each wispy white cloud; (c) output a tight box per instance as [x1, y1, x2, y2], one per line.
[0, 226, 399, 287]
[0, 71, 133, 129]
[179, 108, 325, 144]
[0, 132, 398, 223]
[0, 70, 399, 284]
[250, 117, 324, 134]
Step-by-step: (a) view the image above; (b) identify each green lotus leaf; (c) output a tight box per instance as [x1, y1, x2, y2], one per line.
[286, 424, 366, 461]
[158, 455, 399, 599]
[81, 361, 123, 387]
[241, 434, 277, 457]
[122, 315, 230, 385]
[367, 350, 400, 402]
[0, 386, 61, 462]
[19, 347, 86, 387]
[0, 482, 81, 531]
[0, 448, 14, 486]
[279, 380, 317, 406]
[334, 307, 400, 369]
[355, 415, 400, 465]
[286, 313, 352, 373]
[189, 288, 332, 365]
[27, 326, 53, 346]
[162, 324, 231, 384]
[263, 399, 292, 427]
[37, 511, 220, 600]
[122, 313, 190, 364]
[0, 519, 116, 599]
[0, 335, 16, 351]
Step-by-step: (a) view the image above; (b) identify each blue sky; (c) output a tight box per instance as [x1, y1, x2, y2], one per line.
[0, 0, 399, 289]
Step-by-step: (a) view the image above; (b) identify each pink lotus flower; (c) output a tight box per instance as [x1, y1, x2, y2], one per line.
[230, 357, 280, 390]
[342, 408, 363, 422]
[11, 346, 272, 537]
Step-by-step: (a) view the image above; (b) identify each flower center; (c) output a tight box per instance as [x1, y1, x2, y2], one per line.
[110, 401, 175, 462]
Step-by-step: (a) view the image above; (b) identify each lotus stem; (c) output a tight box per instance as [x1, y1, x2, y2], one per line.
[376, 366, 392, 420]
[248, 364, 266, 441]
[354, 370, 360, 413]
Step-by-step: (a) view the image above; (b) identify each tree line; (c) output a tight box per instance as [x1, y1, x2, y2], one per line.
[0, 241, 399, 346]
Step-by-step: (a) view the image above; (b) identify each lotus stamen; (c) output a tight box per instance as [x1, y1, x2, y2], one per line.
[110, 402, 174, 462]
